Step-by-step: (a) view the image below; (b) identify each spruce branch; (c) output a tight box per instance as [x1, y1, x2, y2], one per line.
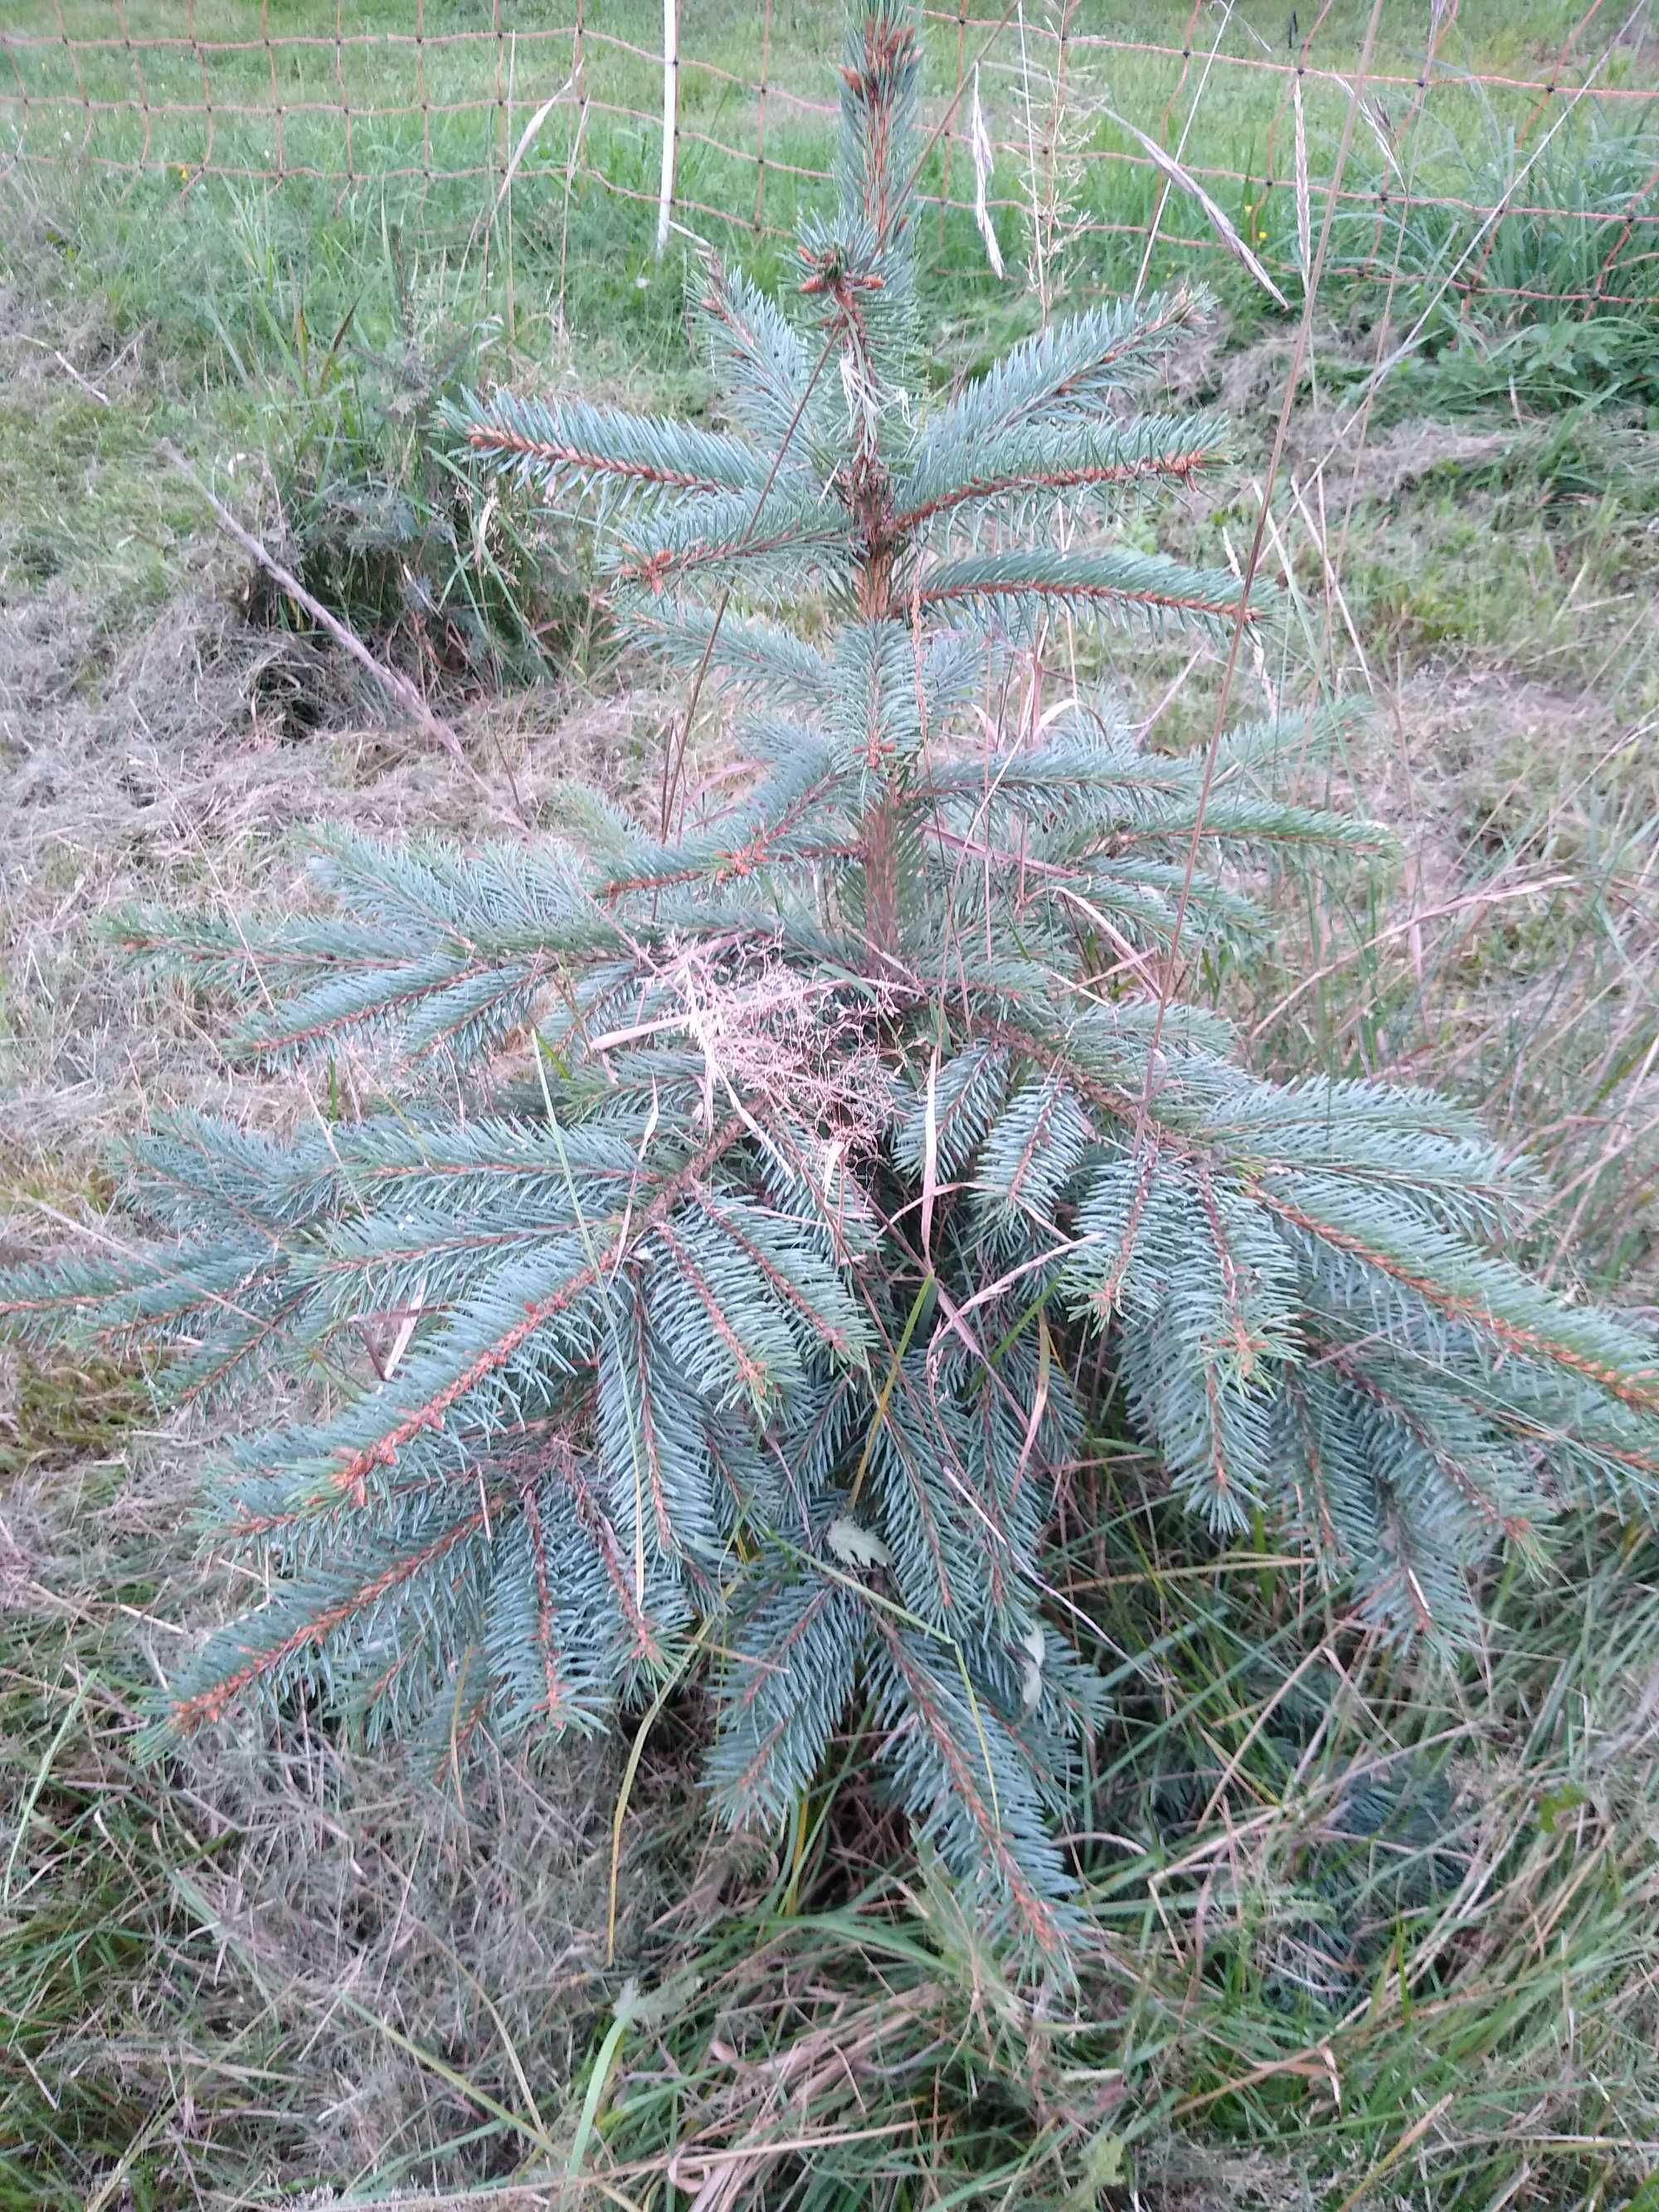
[915, 548, 1265, 639]
[449, 390, 770, 508]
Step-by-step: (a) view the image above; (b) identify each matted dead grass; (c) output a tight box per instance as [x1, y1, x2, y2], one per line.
[0, 433, 747, 2189]
[0, 571, 732, 2197]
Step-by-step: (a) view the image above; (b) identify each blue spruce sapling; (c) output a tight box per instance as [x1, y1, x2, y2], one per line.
[6, 3, 1659, 1952]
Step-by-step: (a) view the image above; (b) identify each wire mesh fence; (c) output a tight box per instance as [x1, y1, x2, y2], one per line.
[2, 2, 1657, 319]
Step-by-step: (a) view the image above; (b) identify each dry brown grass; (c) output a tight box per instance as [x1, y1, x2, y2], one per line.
[0, 1236, 698, 2201]
[0, 371, 727, 2197]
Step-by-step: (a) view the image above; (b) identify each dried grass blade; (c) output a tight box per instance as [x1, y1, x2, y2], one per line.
[970, 65, 1006, 278]
[1105, 106, 1291, 310]
[470, 70, 576, 257]
[1292, 74, 1312, 282]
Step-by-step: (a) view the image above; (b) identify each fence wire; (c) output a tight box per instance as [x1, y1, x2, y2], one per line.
[2, 2, 1657, 315]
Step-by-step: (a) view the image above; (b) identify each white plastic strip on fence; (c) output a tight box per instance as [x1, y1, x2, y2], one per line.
[655, 0, 679, 258]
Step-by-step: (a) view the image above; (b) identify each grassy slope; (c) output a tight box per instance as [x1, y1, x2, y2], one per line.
[3, 3, 1659, 2206]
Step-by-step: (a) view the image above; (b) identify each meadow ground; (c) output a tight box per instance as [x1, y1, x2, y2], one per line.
[3, 4, 1659, 2205]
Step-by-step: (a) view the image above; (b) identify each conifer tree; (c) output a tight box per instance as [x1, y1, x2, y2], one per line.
[7, 2, 1659, 1952]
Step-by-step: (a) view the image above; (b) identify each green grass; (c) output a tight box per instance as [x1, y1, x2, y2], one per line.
[4, 2, 1659, 2205]
[0, 379, 203, 620]
[7, 0, 1657, 362]
[572, 1499, 1659, 2206]
[5, 0, 1653, 671]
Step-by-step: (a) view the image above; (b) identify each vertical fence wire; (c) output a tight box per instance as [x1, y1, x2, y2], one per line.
[557, 0, 588, 335]
[753, 0, 771, 236]
[333, 0, 352, 190]
[941, 0, 968, 250]
[47, 0, 95, 170]
[188, 0, 215, 182]
[655, 0, 679, 257]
